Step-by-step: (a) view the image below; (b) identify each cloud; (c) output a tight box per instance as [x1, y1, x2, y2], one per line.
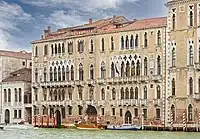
[0, 1, 33, 50]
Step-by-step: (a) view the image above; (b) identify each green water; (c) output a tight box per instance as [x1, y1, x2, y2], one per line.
[0, 128, 199, 139]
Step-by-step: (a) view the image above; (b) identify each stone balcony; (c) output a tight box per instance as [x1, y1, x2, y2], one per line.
[140, 99, 148, 106]
[110, 100, 117, 106]
[152, 75, 162, 82]
[32, 82, 40, 88]
[87, 79, 96, 86]
[3, 102, 12, 107]
[41, 100, 65, 106]
[86, 100, 97, 106]
[77, 100, 84, 106]
[98, 100, 106, 106]
[97, 78, 107, 84]
[117, 99, 139, 106]
[153, 99, 162, 106]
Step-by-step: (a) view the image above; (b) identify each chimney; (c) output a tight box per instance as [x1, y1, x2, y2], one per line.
[89, 18, 92, 24]
[48, 26, 51, 33]
[41, 35, 44, 39]
[112, 15, 117, 23]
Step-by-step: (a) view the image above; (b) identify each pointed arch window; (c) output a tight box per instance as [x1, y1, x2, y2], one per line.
[112, 88, 116, 100]
[101, 88, 105, 100]
[121, 87, 124, 99]
[44, 67, 47, 82]
[54, 67, 57, 81]
[135, 34, 138, 48]
[35, 46, 38, 57]
[62, 89, 65, 101]
[101, 62, 106, 79]
[126, 61, 130, 77]
[125, 87, 129, 99]
[131, 61, 135, 76]
[19, 88, 21, 102]
[8, 89, 11, 102]
[101, 38, 105, 52]
[4, 89, 7, 102]
[55, 43, 57, 54]
[157, 56, 161, 75]
[62, 66, 65, 81]
[188, 104, 193, 121]
[157, 85, 161, 99]
[111, 36, 114, 51]
[171, 105, 175, 121]
[144, 86, 147, 99]
[130, 87, 134, 99]
[14, 88, 17, 102]
[44, 45, 48, 55]
[130, 35, 134, 49]
[125, 35, 129, 49]
[71, 65, 74, 81]
[50, 67, 53, 81]
[58, 66, 61, 81]
[68, 42, 73, 54]
[189, 45, 193, 66]
[78, 87, 82, 100]
[144, 32, 147, 48]
[90, 39, 94, 53]
[79, 63, 84, 81]
[172, 48, 176, 66]
[35, 68, 38, 83]
[144, 57, 148, 76]
[189, 77, 193, 95]
[172, 13, 176, 30]
[136, 60, 140, 76]
[121, 61, 125, 77]
[189, 11, 193, 26]
[157, 30, 161, 46]
[111, 62, 115, 78]
[90, 64, 94, 80]
[172, 78, 175, 96]
[135, 87, 138, 99]
[58, 43, 61, 54]
[51, 44, 54, 55]
[62, 43, 65, 54]
[121, 36, 124, 50]
[78, 40, 84, 53]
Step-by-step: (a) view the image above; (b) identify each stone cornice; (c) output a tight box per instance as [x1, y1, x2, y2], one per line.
[166, 0, 199, 7]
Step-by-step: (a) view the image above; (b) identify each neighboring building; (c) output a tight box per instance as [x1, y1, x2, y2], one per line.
[1, 68, 32, 124]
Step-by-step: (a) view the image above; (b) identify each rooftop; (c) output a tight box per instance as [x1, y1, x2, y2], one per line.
[0, 50, 31, 60]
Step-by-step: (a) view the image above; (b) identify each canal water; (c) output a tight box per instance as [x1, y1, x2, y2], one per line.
[0, 128, 200, 139]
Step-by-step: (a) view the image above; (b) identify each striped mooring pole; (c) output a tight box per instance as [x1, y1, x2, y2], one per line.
[182, 112, 186, 131]
[170, 112, 174, 131]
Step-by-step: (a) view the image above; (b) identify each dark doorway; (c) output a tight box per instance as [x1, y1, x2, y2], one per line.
[86, 105, 97, 115]
[5, 109, 10, 124]
[125, 111, 132, 124]
[55, 110, 61, 126]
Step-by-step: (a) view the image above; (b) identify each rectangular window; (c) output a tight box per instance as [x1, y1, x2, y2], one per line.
[78, 106, 82, 115]
[22, 61, 26, 66]
[156, 109, 160, 119]
[120, 109, 123, 117]
[134, 108, 138, 117]
[112, 108, 115, 116]
[143, 109, 147, 119]
[18, 110, 22, 118]
[101, 108, 104, 116]
[14, 110, 17, 118]
[69, 106, 72, 115]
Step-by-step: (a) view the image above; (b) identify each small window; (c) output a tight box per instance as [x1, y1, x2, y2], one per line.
[18, 110, 22, 118]
[68, 106, 72, 115]
[150, 84, 153, 88]
[22, 62, 26, 66]
[143, 109, 147, 119]
[156, 109, 160, 119]
[14, 110, 17, 118]
[101, 108, 104, 116]
[112, 108, 115, 116]
[78, 106, 83, 115]
[120, 109, 123, 117]
[30, 62, 32, 67]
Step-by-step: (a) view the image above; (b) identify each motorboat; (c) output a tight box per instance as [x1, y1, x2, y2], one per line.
[105, 124, 141, 130]
[75, 122, 105, 130]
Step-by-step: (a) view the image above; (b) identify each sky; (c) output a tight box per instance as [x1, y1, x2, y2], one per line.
[0, 0, 166, 52]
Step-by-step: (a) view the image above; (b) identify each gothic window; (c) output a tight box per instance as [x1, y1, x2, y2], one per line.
[121, 36, 124, 50]
[58, 66, 61, 81]
[35, 68, 38, 83]
[78, 87, 82, 100]
[55, 43, 57, 54]
[111, 36, 114, 51]
[130, 35, 134, 49]
[66, 66, 69, 81]
[58, 43, 61, 54]
[101, 88, 105, 100]
[126, 61, 130, 77]
[189, 45, 193, 65]
[54, 67, 57, 81]
[125, 35, 129, 49]
[54, 90, 57, 101]
[135, 34, 138, 48]
[62, 66, 65, 81]
[35, 46, 38, 57]
[121, 87, 124, 99]
[78, 40, 84, 53]
[89, 87, 94, 100]
[8, 89, 11, 102]
[68, 42, 73, 54]
[157, 56, 161, 75]
[111, 62, 115, 78]
[189, 77, 193, 95]
[171, 105, 175, 121]
[101, 38, 105, 52]
[157, 30, 161, 46]
[144, 57, 148, 76]
[44, 67, 47, 82]
[144, 86, 147, 99]
[18, 88, 22, 102]
[71, 65, 74, 81]
[90, 39, 94, 53]
[172, 78, 175, 96]
[62, 43, 65, 54]
[172, 48, 176, 66]
[125, 87, 129, 99]
[136, 60, 140, 76]
[51, 44, 54, 55]
[188, 104, 193, 121]
[144, 32, 147, 48]
[101, 62, 106, 79]
[79, 63, 84, 81]
[121, 61, 125, 77]
[4, 89, 7, 102]
[157, 85, 161, 99]
[50, 67, 53, 81]
[90, 64, 94, 80]
[172, 13, 176, 30]
[112, 88, 116, 100]
[130, 87, 134, 99]
[131, 61, 135, 76]
[189, 11, 193, 26]
[14, 88, 17, 102]
[44, 45, 48, 55]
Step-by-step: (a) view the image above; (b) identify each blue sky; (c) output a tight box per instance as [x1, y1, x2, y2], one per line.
[0, 0, 166, 52]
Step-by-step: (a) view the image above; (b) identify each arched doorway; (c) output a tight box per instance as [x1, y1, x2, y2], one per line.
[125, 111, 132, 124]
[86, 105, 97, 123]
[5, 109, 10, 124]
[55, 110, 61, 126]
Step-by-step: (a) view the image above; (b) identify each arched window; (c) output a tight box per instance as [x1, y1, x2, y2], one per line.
[50, 67, 53, 81]
[121, 36, 124, 50]
[101, 62, 106, 79]
[189, 11, 193, 26]
[135, 87, 138, 99]
[55, 43, 57, 54]
[126, 61, 130, 77]
[144, 57, 148, 76]
[135, 34, 138, 48]
[172, 78, 175, 95]
[66, 66, 69, 81]
[157, 30, 161, 46]
[130, 35, 134, 49]
[78, 40, 84, 53]
[112, 88, 116, 100]
[157, 85, 161, 99]
[172, 14, 176, 30]
[125, 35, 129, 49]
[35, 46, 38, 57]
[111, 36, 114, 51]
[131, 61, 135, 76]
[171, 105, 175, 121]
[71, 65, 74, 81]
[125, 87, 129, 99]
[172, 48, 176, 66]
[136, 60, 140, 76]
[78, 87, 82, 100]
[8, 89, 11, 102]
[58, 66, 61, 81]
[68, 42, 73, 54]
[189, 45, 193, 65]
[130, 87, 134, 99]
[188, 104, 193, 121]
[79, 63, 84, 81]
[35, 68, 38, 82]
[58, 43, 61, 54]
[189, 77, 193, 95]
[144, 32, 147, 48]
[62, 43, 65, 54]
[121, 88, 124, 99]
[14, 88, 17, 102]
[62, 89, 65, 101]
[101, 38, 105, 52]
[90, 39, 94, 52]
[144, 86, 147, 99]
[90, 64, 94, 80]
[121, 61, 125, 77]
[54, 67, 57, 81]
[4, 89, 7, 102]
[51, 44, 54, 55]
[111, 62, 115, 78]
[54, 90, 57, 101]
[44, 45, 48, 55]
[157, 56, 161, 75]
[101, 88, 105, 100]
[62, 66, 65, 81]
[44, 67, 47, 82]
[19, 88, 21, 102]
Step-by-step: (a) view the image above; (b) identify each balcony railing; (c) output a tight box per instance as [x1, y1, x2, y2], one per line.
[98, 100, 106, 106]
[110, 100, 117, 106]
[77, 100, 84, 106]
[152, 75, 162, 82]
[140, 99, 148, 106]
[153, 99, 162, 106]
[86, 100, 97, 105]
